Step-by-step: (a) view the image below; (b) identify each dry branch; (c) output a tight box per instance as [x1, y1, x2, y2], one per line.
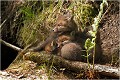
[1, 39, 35, 52]
[1, 39, 22, 51]
[24, 52, 119, 78]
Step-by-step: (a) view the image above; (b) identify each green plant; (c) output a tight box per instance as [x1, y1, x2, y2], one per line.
[84, 0, 108, 71]
[84, 38, 95, 69]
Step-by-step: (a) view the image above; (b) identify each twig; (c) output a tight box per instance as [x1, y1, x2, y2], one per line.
[100, 4, 113, 22]
[1, 39, 37, 52]
[1, 39, 22, 51]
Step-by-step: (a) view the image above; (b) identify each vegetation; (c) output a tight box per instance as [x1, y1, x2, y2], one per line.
[1, 0, 119, 79]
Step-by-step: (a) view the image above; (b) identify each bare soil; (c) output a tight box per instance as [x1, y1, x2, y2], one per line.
[99, 1, 119, 66]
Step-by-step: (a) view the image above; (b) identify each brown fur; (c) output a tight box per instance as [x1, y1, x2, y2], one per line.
[28, 13, 78, 54]
[28, 31, 58, 53]
[60, 42, 82, 61]
[53, 13, 78, 33]
[57, 35, 74, 47]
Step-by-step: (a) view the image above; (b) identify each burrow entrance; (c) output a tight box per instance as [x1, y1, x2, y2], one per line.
[1, 44, 18, 70]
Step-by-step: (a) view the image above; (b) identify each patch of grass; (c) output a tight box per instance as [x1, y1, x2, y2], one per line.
[16, 1, 64, 47]
[73, 1, 98, 32]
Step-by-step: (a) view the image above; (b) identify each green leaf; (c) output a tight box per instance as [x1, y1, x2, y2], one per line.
[103, 0, 108, 6]
[82, 53, 91, 58]
[92, 24, 96, 31]
[92, 38, 96, 43]
[88, 31, 96, 37]
[85, 38, 95, 51]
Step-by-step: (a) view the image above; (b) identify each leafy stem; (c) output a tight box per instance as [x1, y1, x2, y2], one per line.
[84, 0, 108, 71]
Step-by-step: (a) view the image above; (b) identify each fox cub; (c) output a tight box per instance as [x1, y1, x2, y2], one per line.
[28, 12, 78, 53]
[27, 12, 86, 61]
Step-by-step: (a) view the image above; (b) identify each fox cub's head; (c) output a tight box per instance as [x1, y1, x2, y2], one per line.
[53, 13, 78, 33]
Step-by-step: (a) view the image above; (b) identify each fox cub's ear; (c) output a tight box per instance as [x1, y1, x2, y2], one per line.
[56, 12, 62, 19]
[65, 10, 73, 21]
[59, 9, 73, 21]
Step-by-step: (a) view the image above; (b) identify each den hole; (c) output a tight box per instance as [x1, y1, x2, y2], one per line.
[1, 44, 18, 70]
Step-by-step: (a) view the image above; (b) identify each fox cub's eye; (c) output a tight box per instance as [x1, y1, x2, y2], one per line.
[57, 24, 60, 26]
[62, 40, 64, 42]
